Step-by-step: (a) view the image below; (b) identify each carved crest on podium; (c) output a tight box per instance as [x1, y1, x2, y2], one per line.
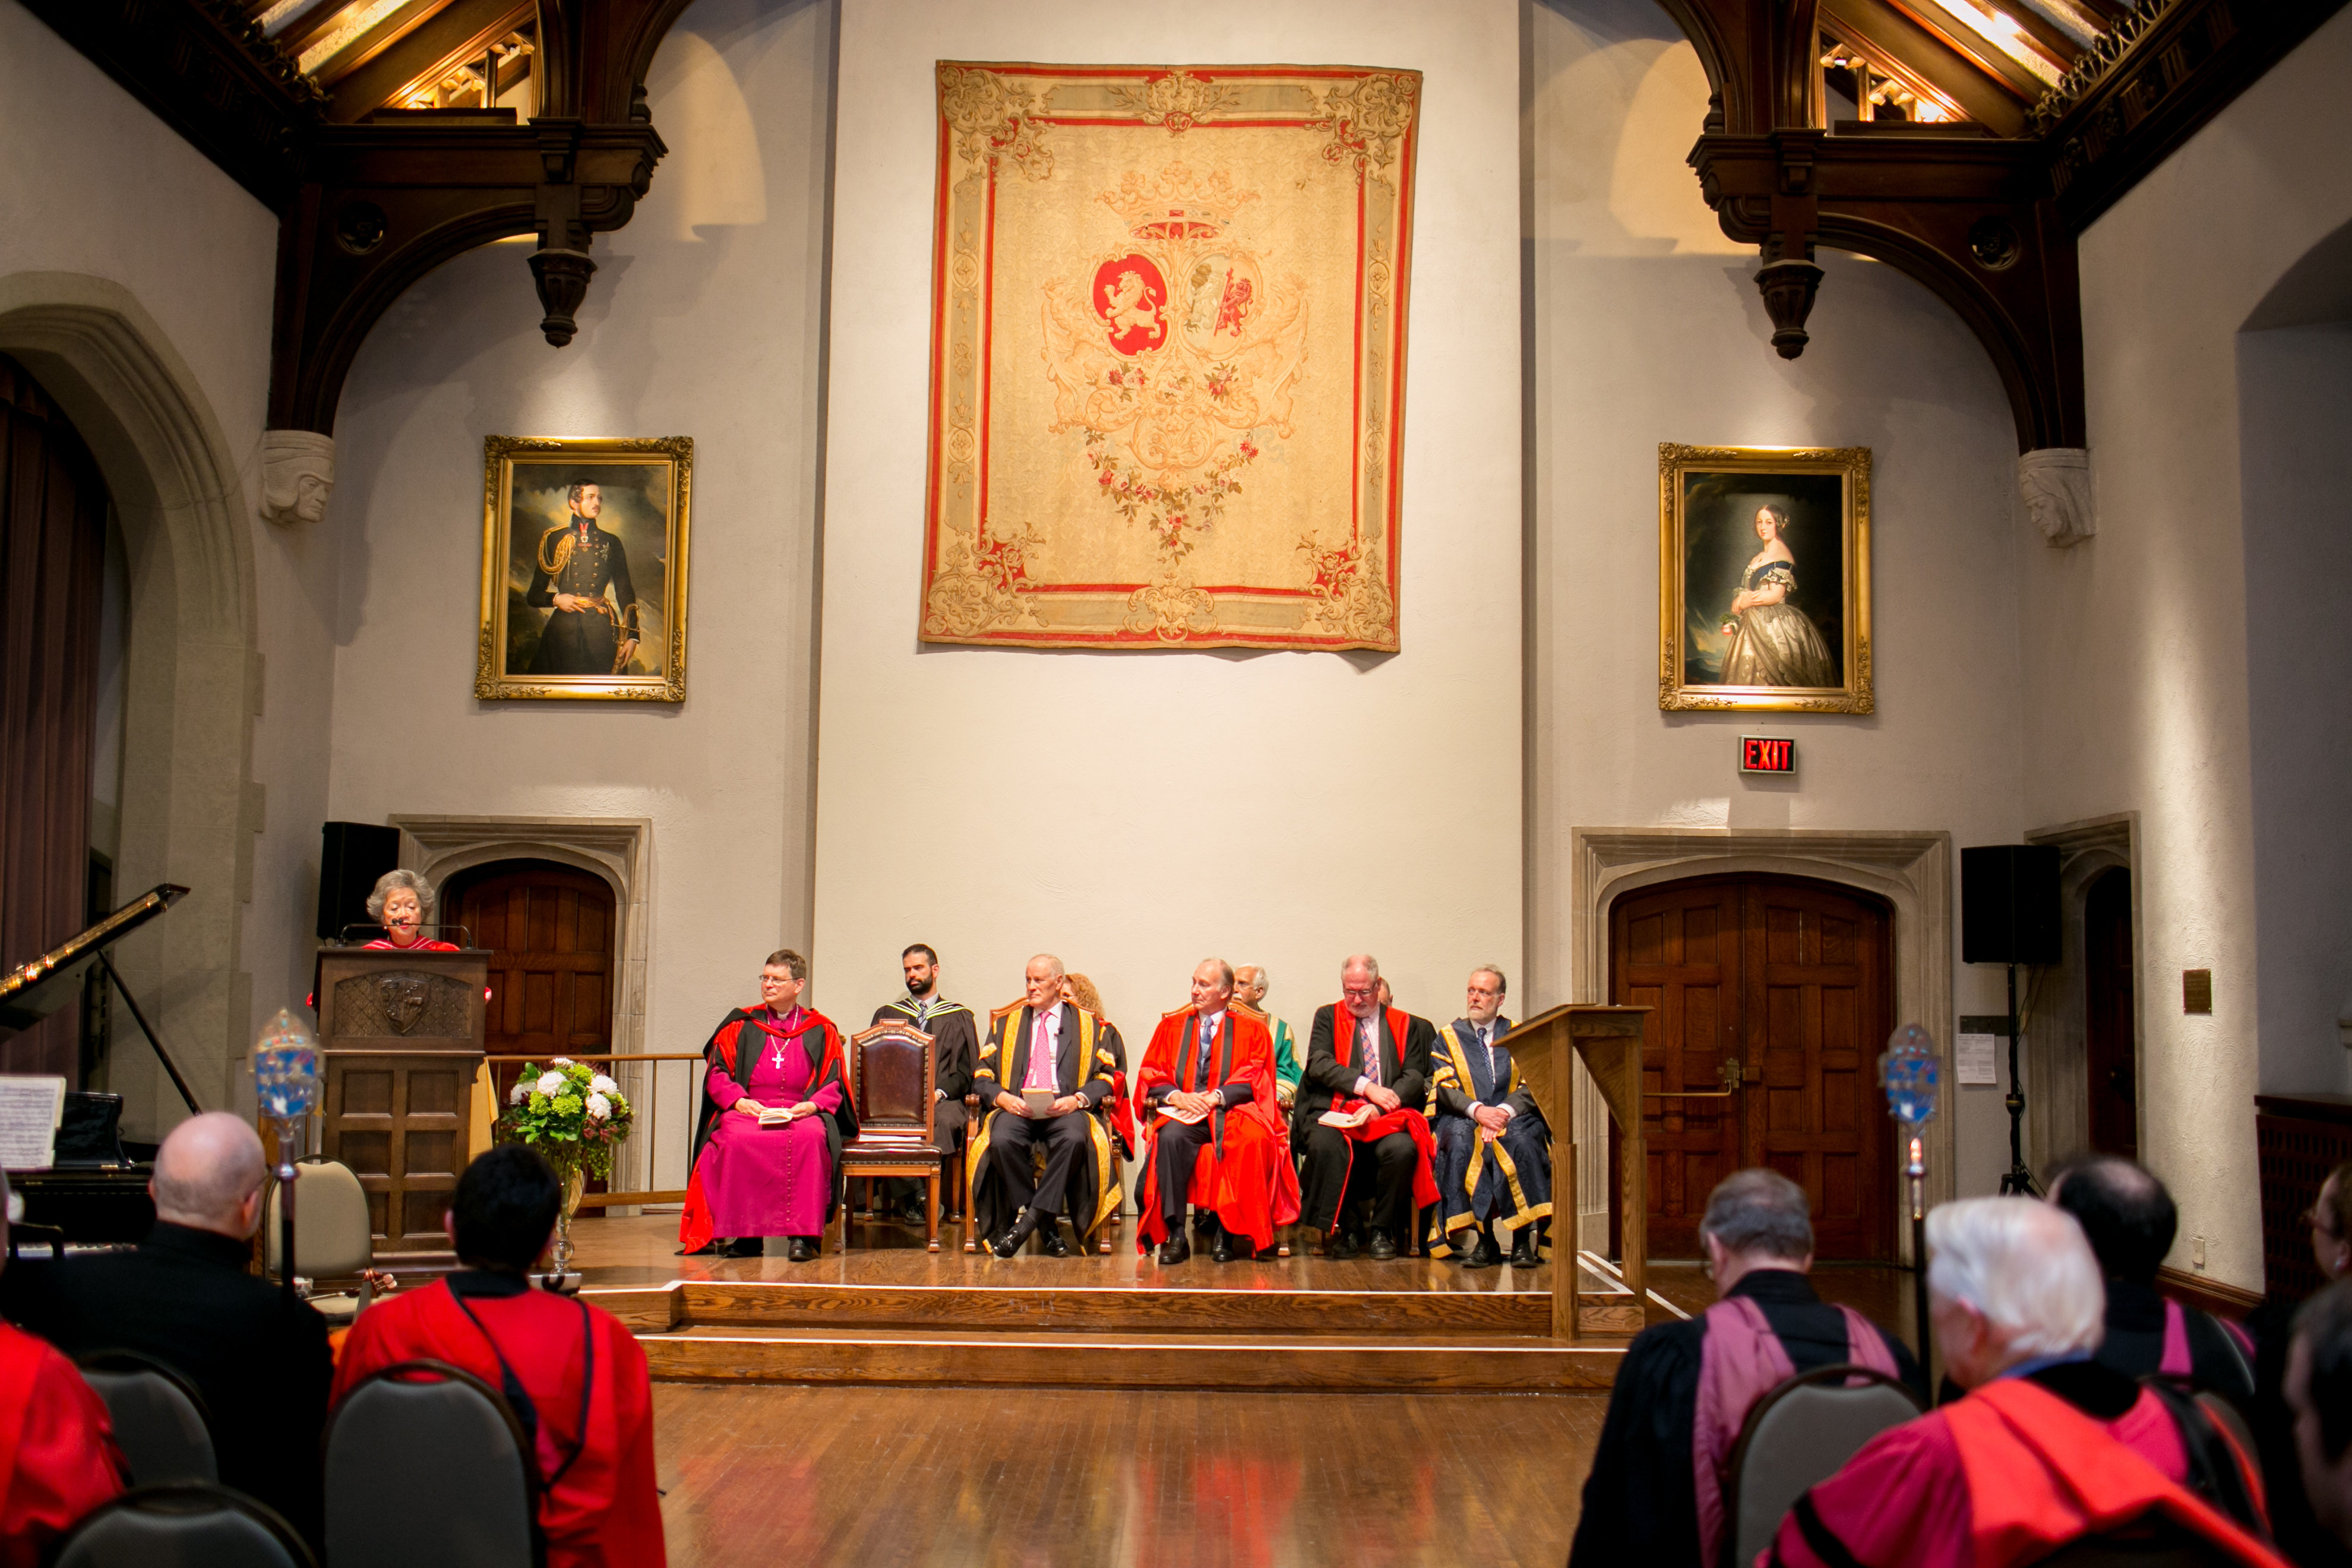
[334, 971, 472, 1038]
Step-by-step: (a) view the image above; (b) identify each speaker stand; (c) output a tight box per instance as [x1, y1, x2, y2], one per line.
[1998, 961, 2039, 1197]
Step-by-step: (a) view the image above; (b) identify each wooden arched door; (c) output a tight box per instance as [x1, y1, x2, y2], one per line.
[446, 860, 616, 1101]
[1609, 873, 1895, 1260]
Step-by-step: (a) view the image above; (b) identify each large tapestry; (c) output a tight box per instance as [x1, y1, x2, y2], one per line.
[920, 63, 1421, 651]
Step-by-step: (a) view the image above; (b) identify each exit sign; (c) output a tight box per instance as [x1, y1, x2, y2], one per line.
[1740, 736, 1795, 774]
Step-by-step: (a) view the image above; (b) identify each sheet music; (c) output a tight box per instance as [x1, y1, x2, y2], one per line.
[0, 1077, 65, 1169]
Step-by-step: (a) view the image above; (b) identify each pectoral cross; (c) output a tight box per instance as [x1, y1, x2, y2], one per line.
[769, 1038, 789, 1074]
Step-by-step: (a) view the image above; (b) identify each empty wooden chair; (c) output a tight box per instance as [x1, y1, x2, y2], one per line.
[840, 1020, 944, 1252]
[1724, 1362, 1925, 1568]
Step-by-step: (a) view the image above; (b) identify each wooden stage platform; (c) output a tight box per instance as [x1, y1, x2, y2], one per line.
[567, 1213, 1691, 1393]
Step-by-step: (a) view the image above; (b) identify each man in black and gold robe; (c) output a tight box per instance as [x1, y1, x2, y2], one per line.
[969, 953, 1120, 1259]
[1429, 965, 1550, 1268]
[524, 481, 640, 675]
[869, 943, 977, 1224]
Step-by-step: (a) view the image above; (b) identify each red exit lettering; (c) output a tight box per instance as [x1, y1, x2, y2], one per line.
[1740, 736, 1795, 773]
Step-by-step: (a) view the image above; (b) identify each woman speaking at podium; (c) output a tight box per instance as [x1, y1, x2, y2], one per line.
[363, 870, 459, 951]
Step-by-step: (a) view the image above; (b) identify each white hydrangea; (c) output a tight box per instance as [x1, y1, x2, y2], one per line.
[589, 1074, 619, 1096]
[584, 1092, 612, 1121]
[552, 1057, 574, 1067]
[535, 1070, 567, 1096]
[508, 1082, 530, 1105]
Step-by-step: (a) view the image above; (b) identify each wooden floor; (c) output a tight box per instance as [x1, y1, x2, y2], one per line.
[653, 1382, 1607, 1568]
[577, 1213, 1918, 1565]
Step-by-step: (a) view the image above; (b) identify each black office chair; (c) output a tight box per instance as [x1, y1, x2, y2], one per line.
[73, 1350, 218, 1487]
[323, 1359, 537, 1568]
[53, 1484, 313, 1568]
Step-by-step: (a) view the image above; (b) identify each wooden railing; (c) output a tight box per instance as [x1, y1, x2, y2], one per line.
[485, 1051, 704, 1210]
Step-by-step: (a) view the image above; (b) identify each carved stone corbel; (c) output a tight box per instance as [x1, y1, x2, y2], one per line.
[260, 429, 336, 526]
[2018, 447, 2093, 546]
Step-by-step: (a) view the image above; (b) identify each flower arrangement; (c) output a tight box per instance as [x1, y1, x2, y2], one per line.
[498, 1057, 635, 1180]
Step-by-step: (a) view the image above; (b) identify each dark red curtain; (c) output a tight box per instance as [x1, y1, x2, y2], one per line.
[0, 354, 108, 1079]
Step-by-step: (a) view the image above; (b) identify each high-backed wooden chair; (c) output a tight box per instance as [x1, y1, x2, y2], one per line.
[841, 1020, 943, 1252]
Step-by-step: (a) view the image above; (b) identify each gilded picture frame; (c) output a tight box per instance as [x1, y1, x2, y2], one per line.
[1659, 443, 1873, 715]
[475, 436, 692, 702]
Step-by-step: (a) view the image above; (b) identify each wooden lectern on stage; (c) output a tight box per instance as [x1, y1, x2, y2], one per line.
[1506, 1003, 1653, 1340]
[314, 946, 489, 1258]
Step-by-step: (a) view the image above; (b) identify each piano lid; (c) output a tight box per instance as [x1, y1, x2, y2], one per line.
[0, 885, 187, 1030]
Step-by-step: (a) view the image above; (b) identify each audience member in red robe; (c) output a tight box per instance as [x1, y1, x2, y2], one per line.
[676, 950, 852, 1261]
[1769, 1197, 2283, 1568]
[0, 1171, 124, 1567]
[1134, 959, 1300, 1264]
[333, 1145, 665, 1568]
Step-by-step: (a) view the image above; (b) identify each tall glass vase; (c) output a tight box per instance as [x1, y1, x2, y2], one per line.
[549, 1156, 587, 1276]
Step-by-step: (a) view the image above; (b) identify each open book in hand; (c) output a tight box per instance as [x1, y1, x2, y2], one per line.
[1155, 1102, 1209, 1126]
[1317, 1103, 1375, 1130]
[756, 1107, 804, 1128]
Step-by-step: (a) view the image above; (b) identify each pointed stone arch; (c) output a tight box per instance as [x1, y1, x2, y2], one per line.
[0, 271, 260, 1133]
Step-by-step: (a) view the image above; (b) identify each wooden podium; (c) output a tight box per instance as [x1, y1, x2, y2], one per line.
[1505, 1003, 1653, 1340]
[314, 947, 489, 1257]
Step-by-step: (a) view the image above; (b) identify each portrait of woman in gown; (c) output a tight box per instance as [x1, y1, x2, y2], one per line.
[1717, 503, 1838, 688]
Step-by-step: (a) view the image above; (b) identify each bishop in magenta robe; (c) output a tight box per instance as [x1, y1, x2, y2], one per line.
[678, 952, 853, 1259]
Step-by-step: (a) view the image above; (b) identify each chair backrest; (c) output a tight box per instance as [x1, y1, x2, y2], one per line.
[74, 1351, 218, 1487]
[323, 1359, 537, 1568]
[54, 1483, 314, 1568]
[264, 1157, 375, 1279]
[1725, 1362, 1926, 1568]
[851, 1022, 935, 1135]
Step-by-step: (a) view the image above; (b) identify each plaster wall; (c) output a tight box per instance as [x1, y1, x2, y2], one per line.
[810, 0, 1525, 1043]
[0, 1, 289, 1133]
[1525, 0, 2029, 1207]
[2040, 6, 2352, 1291]
[323, 0, 836, 1183]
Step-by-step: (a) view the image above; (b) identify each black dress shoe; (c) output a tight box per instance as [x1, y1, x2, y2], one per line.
[1158, 1235, 1192, 1265]
[1325, 1232, 1358, 1261]
[786, 1237, 818, 1263]
[1462, 1232, 1503, 1270]
[1038, 1226, 1071, 1259]
[989, 1209, 1035, 1259]
[1508, 1232, 1540, 1267]
[1367, 1229, 1399, 1260]
[725, 1237, 763, 1258]
[1211, 1230, 1235, 1263]
[897, 1200, 927, 1226]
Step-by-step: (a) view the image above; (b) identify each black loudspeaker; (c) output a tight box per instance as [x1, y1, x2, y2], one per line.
[317, 821, 402, 941]
[1961, 845, 2062, 965]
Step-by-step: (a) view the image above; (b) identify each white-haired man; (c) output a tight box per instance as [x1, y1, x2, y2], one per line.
[5, 1112, 326, 1546]
[1232, 965, 1302, 1109]
[969, 954, 1120, 1259]
[1569, 1168, 1917, 1568]
[1295, 954, 1437, 1260]
[1770, 1197, 2281, 1568]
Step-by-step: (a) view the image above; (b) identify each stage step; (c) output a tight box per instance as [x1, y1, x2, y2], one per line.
[631, 1323, 1628, 1390]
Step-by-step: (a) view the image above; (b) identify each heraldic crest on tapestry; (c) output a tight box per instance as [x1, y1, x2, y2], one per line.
[921, 62, 1421, 651]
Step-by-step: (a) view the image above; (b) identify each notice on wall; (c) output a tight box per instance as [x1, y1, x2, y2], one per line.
[1955, 1033, 1999, 1086]
[0, 1076, 66, 1169]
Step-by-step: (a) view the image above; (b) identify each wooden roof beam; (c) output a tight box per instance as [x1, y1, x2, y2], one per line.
[307, 0, 440, 87]
[1822, 0, 2031, 134]
[327, 0, 535, 120]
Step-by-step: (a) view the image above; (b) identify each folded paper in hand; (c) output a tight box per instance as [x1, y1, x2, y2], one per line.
[1156, 1104, 1208, 1125]
[757, 1107, 800, 1128]
[1023, 1088, 1057, 1117]
[1317, 1104, 1374, 1130]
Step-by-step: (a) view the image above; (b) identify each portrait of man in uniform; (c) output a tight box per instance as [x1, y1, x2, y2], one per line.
[476, 437, 694, 701]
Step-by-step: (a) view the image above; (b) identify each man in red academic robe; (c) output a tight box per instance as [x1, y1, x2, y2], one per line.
[677, 949, 853, 1261]
[333, 1145, 665, 1568]
[1294, 953, 1439, 1260]
[1134, 959, 1301, 1264]
[1769, 1196, 2284, 1568]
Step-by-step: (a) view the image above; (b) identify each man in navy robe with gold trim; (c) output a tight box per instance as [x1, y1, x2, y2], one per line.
[969, 953, 1120, 1259]
[1429, 964, 1550, 1268]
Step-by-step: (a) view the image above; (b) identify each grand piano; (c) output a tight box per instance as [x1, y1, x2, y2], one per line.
[0, 885, 198, 1248]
